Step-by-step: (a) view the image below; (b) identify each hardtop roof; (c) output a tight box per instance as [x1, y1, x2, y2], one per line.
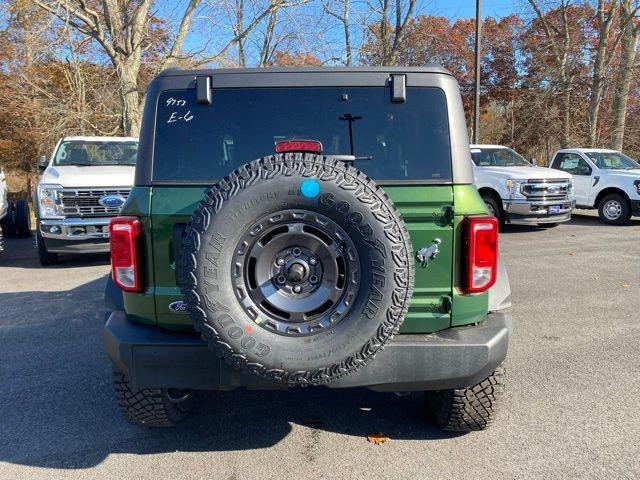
[158, 65, 453, 78]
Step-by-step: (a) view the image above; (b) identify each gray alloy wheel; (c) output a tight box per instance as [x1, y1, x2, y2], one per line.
[231, 210, 360, 336]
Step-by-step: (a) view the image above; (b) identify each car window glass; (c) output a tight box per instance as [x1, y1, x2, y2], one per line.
[471, 148, 529, 167]
[584, 151, 640, 169]
[54, 141, 138, 166]
[153, 87, 452, 182]
[554, 154, 589, 174]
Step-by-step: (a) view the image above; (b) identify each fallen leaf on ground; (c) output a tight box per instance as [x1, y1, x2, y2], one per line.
[367, 432, 390, 445]
[568, 252, 576, 256]
[622, 284, 629, 288]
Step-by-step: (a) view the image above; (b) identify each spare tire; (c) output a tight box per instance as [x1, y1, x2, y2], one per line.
[179, 153, 414, 386]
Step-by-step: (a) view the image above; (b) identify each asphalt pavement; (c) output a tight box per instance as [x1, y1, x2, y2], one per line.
[0, 210, 639, 479]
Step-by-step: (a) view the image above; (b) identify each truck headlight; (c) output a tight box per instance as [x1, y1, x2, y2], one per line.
[506, 179, 526, 199]
[38, 184, 63, 218]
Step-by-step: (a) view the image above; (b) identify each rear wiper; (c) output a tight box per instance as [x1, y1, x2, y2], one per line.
[326, 155, 373, 164]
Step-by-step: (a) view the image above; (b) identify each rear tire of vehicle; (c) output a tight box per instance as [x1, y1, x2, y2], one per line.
[481, 194, 503, 226]
[597, 193, 631, 225]
[537, 223, 559, 228]
[425, 365, 506, 432]
[14, 200, 31, 238]
[112, 370, 195, 427]
[36, 228, 58, 266]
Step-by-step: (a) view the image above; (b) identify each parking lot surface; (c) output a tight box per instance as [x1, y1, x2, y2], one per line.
[1, 210, 639, 480]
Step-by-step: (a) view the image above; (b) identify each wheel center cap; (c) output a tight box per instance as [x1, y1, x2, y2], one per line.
[287, 262, 307, 283]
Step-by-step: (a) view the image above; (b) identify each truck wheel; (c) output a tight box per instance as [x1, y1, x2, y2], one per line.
[598, 193, 631, 225]
[112, 371, 195, 427]
[481, 194, 503, 225]
[425, 365, 505, 432]
[36, 228, 58, 266]
[14, 200, 31, 238]
[179, 153, 414, 386]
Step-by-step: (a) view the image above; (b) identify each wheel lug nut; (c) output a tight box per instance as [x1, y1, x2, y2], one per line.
[276, 257, 285, 266]
[277, 275, 286, 285]
[292, 247, 302, 257]
[309, 257, 317, 265]
[309, 275, 318, 284]
[293, 285, 302, 293]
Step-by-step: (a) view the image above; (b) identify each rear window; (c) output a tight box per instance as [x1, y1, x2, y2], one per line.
[153, 87, 451, 182]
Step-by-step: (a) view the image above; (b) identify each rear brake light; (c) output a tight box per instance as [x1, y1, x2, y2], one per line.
[462, 215, 498, 294]
[109, 217, 142, 292]
[275, 140, 323, 153]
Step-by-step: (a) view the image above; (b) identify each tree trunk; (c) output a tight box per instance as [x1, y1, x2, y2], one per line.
[559, 72, 572, 148]
[343, 0, 351, 66]
[611, 18, 639, 150]
[116, 56, 142, 137]
[588, 0, 617, 147]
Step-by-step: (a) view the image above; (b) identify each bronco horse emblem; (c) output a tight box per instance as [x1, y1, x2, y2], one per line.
[416, 239, 441, 268]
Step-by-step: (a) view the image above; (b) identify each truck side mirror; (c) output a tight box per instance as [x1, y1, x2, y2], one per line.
[576, 165, 592, 176]
[38, 155, 48, 172]
[530, 158, 537, 166]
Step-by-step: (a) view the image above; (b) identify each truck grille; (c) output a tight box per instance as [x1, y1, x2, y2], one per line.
[521, 180, 571, 201]
[60, 189, 130, 217]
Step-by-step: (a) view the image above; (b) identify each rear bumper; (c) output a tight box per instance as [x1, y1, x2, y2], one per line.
[104, 310, 511, 392]
[503, 198, 574, 225]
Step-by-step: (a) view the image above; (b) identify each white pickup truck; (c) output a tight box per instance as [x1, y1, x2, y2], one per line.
[550, 148, 640, 225]
[471, 144, 575, 227]
[34, 136, 137, 265]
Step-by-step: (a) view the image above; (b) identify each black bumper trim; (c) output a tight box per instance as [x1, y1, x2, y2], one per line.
[104, 311, 511, 392]
[631, 200, 640, 216]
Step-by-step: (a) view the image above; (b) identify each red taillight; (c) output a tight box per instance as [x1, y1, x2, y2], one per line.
[462, 215, 498, 294]
[109, 217, 142, 292]
[275, 140, 323, 153]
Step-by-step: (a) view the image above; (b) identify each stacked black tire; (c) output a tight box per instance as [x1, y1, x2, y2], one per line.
[1, 199, 31, 240]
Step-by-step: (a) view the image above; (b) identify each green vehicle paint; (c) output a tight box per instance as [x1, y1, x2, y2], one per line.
[121, 183, 489, 334]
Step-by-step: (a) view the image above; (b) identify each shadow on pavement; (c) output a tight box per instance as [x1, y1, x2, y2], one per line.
[0, 236, 110, 269]
[0, 260, 453, 470]
[569, 212, 640, 227]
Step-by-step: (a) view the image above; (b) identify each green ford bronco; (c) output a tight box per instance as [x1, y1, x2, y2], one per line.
[104, 67, 512, 432]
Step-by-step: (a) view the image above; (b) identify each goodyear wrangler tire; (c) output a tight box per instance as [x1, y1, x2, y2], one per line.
[179, 153, 414, 386]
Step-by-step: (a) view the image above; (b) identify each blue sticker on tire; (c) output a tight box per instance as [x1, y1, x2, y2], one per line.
[300, 179, 321, 199]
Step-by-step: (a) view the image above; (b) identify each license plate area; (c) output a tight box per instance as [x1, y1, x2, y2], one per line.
[548, 205, 561, 215]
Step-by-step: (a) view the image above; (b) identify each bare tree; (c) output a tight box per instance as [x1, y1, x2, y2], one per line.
[322, 0, 352, 65]
[32, 0, 299, 136]
[32, 0, 203, 136]
[364, 0, 416, 66]
[257, 9, 279, 66]
[527, 0, 576, 148]
[611, 0, 640, 150]
[588, 0, 619, 147]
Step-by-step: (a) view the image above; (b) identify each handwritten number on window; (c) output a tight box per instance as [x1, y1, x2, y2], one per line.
[167, 110, 193, 124]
